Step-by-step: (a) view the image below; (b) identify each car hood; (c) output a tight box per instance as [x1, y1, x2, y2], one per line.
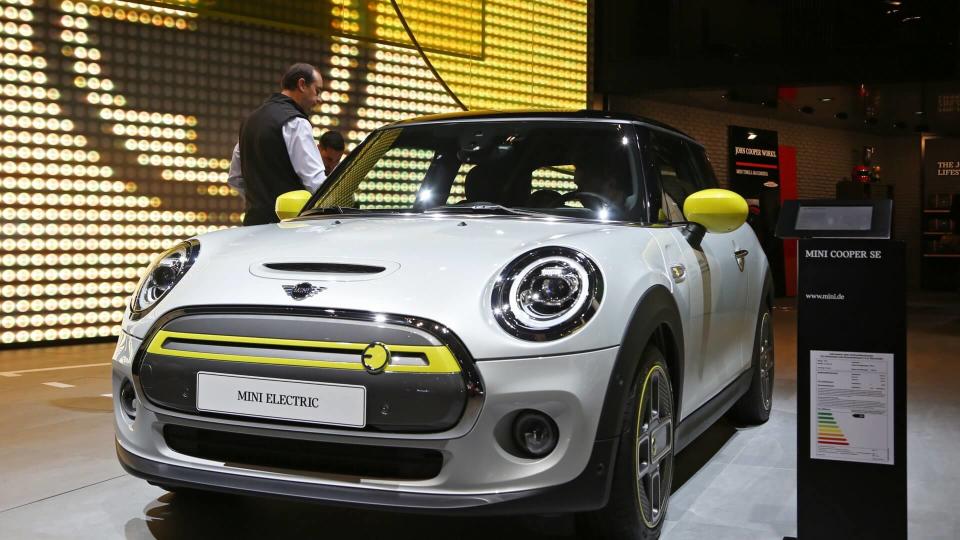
[125, 215, 671, 359]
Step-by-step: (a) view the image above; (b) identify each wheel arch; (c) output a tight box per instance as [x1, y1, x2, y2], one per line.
[594, 284, 684, 440]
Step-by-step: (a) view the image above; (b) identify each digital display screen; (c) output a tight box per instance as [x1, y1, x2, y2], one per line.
[795, 206, 874, 231]
[0, 0, 588, 347]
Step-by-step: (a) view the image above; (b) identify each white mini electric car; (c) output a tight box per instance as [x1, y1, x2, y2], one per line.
[113, 111, 774, 539]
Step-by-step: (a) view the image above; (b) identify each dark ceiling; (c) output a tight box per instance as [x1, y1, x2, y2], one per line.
[595, 0, 960, 135]
[639, 83, 960, 136]
[597, 0, 960, 93]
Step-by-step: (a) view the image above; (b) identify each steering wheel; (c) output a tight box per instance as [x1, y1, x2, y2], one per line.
[557, 191, 619, 213]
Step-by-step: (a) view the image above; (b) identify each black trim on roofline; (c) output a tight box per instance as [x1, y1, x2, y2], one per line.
[389, 109, 697, 144]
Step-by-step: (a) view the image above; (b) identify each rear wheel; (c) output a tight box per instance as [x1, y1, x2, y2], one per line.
[578, 345, 674, 539]
[729, 304, 774, 425]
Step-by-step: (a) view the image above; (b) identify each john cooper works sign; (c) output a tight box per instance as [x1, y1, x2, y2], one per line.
[728, 125, 779, 198]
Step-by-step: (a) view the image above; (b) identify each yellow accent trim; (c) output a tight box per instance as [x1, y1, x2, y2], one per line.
[147, 330, 461, 374]
[683, 188, 749, 234]
[275, 190, 312, 221]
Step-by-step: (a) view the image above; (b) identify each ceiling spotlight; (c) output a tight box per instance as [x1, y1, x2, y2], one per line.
[799, 106, 815, 114]
[915, 111, 925, 116]
[835, 112, 849, 120]
[819, 97, 833, 102]
[747, 131, 758, 140]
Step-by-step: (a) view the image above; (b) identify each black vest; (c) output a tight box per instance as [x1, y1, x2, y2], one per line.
[238, 93, 308, 226]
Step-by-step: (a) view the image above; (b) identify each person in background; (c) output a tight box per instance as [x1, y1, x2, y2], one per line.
[318, 130, 345, 176]
[227, 63, 327, 226]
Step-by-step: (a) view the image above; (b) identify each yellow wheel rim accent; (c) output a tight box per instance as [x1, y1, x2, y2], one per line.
[633, 363, 672, 528]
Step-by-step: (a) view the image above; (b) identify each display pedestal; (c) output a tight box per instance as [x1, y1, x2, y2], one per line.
[785, 239, 906, 540]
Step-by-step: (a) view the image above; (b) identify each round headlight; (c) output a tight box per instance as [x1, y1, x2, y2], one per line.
[130, 239, 199, 318]
[492, 247, 603, 341]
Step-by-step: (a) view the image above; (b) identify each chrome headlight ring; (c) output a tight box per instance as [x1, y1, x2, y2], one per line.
[492, 246, 603, 341]
[130, 239, 200, 319]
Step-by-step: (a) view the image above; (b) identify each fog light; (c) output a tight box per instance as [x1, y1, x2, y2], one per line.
[512, 410, 558, 458]
[119, 378, 139, 419]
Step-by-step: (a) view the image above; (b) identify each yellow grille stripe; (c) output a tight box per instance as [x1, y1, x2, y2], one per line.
[147, 330, 461, 374]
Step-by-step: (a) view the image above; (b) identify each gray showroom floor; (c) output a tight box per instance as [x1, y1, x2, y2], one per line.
[0, 294, 958, 539]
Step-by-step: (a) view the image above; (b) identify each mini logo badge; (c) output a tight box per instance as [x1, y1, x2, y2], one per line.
[282, 282, 325, 300]
[361, 342, 391, 374]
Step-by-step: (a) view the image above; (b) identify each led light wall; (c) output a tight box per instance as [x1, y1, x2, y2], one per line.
[0, 0, 588, 346]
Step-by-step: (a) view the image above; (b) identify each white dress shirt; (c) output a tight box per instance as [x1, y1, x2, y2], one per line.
[227, 116, 327, 196]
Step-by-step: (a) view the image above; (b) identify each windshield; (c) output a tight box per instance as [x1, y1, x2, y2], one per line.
[306, 120, 641, 221]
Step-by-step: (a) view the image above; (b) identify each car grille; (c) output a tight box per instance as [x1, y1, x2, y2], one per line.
[135, 307, 483, 433]
[164, 425, 443, 480]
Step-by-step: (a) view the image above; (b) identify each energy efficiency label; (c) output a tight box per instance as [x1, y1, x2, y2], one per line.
[810, 350, 895, 465]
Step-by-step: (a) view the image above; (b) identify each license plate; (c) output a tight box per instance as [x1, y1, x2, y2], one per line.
[196, 372, 366, 427]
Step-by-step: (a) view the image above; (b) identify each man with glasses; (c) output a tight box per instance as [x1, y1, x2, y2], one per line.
[227, 63, 328, 225]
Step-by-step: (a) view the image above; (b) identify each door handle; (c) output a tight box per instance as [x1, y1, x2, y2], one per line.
[734, 249, 749, 272]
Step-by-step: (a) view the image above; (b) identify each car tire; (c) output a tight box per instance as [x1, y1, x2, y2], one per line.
[577, 345, 675, 540]
[728, 303, 774, 425]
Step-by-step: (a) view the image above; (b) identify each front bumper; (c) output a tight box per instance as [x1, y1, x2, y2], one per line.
[116, 436, 618, 515]
[113, 319, 620, 513]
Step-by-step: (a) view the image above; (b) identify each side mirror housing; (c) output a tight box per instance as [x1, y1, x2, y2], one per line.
[275, 190, 312, 221]
[683, 189, 748, 234]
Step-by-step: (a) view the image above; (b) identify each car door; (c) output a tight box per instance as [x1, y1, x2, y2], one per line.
[688, 143, 752, 377]
[643, 129, 748, 409]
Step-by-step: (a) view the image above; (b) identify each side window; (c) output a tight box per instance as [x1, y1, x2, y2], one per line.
[648, 131, 704, 222]
[689, 146, 719, 189]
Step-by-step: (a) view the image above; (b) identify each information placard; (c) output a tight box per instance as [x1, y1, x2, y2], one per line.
[810, 350, 894, 465]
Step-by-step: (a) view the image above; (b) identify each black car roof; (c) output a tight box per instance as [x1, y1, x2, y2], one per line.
[391, 109, 698, 144]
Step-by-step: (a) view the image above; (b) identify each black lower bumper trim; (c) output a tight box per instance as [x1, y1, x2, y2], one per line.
[163, 424, 442, 480]
[117, 435, 618, 515]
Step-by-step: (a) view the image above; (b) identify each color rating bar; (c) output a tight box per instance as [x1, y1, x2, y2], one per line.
[817, 411, 849, 445]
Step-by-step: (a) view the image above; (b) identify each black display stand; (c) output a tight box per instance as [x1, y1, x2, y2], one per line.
[777, 200, 906, 540]
[788, 239, 906, 540]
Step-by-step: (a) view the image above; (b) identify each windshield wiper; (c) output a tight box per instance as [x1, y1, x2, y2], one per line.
[425, 203, 548, 217]
[300, 206, 370, 217]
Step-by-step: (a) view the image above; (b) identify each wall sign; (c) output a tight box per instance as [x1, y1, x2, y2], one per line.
[728, 125, 780, 198]
[925, 138, 960, 181]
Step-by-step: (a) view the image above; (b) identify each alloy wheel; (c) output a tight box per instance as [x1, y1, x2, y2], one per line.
[758, 311, 774, 411]
[634, 365, 674, 528]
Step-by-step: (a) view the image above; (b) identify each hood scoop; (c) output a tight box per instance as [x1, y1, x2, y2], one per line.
[250, 258, 400, 282]
[263, 262, 386, 274]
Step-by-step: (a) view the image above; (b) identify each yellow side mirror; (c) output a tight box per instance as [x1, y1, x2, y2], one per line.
[683, 188, 748, 233]
[275, 190, 312, 221]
